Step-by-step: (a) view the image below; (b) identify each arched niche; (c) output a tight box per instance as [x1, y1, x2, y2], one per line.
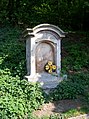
[36, 41, 55, 73]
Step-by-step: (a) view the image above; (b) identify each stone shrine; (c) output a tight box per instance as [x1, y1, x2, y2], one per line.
[22, 24, 65, 89]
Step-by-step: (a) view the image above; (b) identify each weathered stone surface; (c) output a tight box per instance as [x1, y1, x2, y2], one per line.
[22, 24, 65, 89]
[25, 72, 63, 89]
[36, 42, 54, 73]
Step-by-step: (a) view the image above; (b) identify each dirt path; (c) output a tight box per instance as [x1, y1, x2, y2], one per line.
[33, 99, 86, 118]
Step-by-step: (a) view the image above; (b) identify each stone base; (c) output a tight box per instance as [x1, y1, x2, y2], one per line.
[25, 72, 63, 89]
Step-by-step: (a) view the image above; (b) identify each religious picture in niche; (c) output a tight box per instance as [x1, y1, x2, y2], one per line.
[36, 42, 54, 73]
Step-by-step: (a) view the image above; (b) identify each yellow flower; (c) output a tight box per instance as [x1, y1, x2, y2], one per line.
[52, 65, 56, 70]
[48, 61, 52, 66]
[44, 61, 56, 74]
[48, 69, 52, 73]
[45, 65, 49, 70]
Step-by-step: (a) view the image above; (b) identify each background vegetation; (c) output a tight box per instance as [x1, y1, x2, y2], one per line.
[0, 0, 89, 30]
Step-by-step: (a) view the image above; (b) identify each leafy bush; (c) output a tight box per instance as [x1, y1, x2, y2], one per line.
[62, 32, 89, 72]
[50, 73, 89, 101]
[74, 73, 89, 105]
[0, 26, 26, 78]
[0, 75, 45, 119]
[1, 0, 89, 30]
[50, 80, 84, 101]
[69, 73, 89, 86]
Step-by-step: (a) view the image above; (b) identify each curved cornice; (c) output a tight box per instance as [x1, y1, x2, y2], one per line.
[22, 24, 65, 38]
[33, 24, 65, 37]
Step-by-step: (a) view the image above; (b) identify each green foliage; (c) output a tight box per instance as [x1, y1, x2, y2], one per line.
[0, 26, 26, 78]
[69, 73, 89, 86]
[64, 107, 89, 118]
[50, 80, 83, 100]
[62, 32, 89, 72]
[0, 75, 45, 119]
[0, 0, 89, 30]
[66, 44, 88, 71]
[50, 73, 89, 101]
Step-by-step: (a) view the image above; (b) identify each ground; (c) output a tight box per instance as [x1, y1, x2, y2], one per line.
[33, 99, 88, 118]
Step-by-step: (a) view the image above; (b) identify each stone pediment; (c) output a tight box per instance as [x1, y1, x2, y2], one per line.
[22, 24, 65, 39]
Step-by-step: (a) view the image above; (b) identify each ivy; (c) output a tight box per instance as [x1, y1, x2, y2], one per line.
[0, 75, 45, 118]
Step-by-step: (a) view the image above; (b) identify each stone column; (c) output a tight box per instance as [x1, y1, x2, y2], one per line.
[26, 33, 35, 77]
[26, 37, 31, 75]
[30, 36, 36, 77]
[57, 39, 61, 76]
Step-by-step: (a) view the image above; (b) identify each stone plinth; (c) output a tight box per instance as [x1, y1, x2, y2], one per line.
[25, 72, 63, 89]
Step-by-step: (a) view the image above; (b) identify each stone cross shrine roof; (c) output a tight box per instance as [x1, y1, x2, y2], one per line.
[22, 24, 66, 39]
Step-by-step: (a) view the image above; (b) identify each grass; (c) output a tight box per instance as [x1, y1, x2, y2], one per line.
[64, 107, 89, 118]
